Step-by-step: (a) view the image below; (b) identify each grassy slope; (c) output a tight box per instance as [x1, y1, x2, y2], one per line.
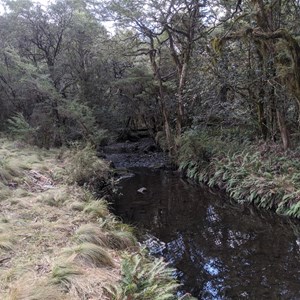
[0, 139, 127, 299]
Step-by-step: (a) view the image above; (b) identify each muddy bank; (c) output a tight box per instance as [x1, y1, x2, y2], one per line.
[99, 138, 171, 169]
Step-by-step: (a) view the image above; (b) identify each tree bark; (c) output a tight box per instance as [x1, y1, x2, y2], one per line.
[148, 38, 173, 154]
[176, 62, 188, 135]
[276, 109, 290, 150]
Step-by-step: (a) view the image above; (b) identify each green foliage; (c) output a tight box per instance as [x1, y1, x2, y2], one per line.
[211, 37, 224, 55]
[282, 202, 300, 218]
[105, 251, 180, 300]
[177, 131, 212, 174]
[60, 99, 112, 146]
[7, 113, 36, 142]
[179, 130, 300, 218]
[67, 143, 110, 187]
[155, 131, 169, 152]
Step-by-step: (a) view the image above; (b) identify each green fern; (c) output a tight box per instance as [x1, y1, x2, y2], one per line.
[106, 251, 181, 300]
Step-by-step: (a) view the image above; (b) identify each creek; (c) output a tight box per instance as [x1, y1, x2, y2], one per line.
[102, 139, 300, 299]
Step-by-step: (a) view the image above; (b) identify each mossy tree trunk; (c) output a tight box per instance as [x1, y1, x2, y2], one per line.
[223, 0, 294, 148]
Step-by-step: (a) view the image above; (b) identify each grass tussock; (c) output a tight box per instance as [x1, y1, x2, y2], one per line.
[67, 143, 110, 186]
[79, 189, 97, 203]
[62, 243, 115, 268]
[37, 189, 69, 207]
[74, 224, 110, 247]
[0, 234, 14, 251]
[51, 262, 83, 291]
[97, 215, 134, 232]
[0, 158, 24, 185]
[0, 183, 12, 201]
[0, 224, 14, 251]
[8, 280, 68, 300]
[83, 199, 110, 219]
[75, 222, 137, 251]
[70, 201, 85, 211]
[108, 230, 137, 250]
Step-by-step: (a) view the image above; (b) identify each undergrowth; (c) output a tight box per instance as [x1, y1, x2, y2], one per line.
[105, 251, 195, 300]
[178, 129, 300, 218]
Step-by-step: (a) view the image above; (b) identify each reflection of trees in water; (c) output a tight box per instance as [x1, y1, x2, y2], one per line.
[116, 170, 300, 299]
[163, 200, 300, 299]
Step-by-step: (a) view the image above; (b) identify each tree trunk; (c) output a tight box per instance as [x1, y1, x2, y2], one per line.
[257, 99, 268, 140]
[276, 109, 290, 150]
[176, 62, 188, 135]
[148, 40, 173, 155]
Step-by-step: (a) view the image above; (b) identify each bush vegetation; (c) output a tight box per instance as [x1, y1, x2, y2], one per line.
[105, 251, 180, 300]
[66, 143, 111, 191]
[178, 129, 300, 218]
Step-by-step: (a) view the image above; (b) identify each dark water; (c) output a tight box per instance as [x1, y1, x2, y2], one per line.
[114, 168, 300, 300]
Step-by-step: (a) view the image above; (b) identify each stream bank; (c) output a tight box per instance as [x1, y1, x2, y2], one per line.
[103, 138, 300, 299]
[114, 169, 300, 299]
[0, 139, 182, 300]
[177, 130, 300, 219]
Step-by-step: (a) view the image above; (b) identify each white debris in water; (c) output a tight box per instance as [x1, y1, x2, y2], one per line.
[137, 187, 147, 194]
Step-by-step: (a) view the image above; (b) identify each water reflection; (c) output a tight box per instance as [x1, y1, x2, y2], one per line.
[114, 168, 300, 299]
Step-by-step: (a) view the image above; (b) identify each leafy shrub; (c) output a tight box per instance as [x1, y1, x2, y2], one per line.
[155, 131, 169, 152]
[7, 113, 36, 143]
[60, 99, 113, 146]
[177, 130, 212, 166]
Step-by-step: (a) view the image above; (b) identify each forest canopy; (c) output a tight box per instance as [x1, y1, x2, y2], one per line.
[1, 0, 300, 151]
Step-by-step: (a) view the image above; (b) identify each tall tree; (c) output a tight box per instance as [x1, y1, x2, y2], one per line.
[99, 0, 207, 152]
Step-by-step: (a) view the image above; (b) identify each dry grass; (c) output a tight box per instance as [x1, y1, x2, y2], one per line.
[0, 224, 14, 251]
[7, 277, 68, 300]
[108, 230, 137, 250]
[62, 243, 115, 268]
[51, 262, 83, 290]
[0, 138, 121, 299]
[74, 223, 110, 247]
[0, 233, 14, 251]
[83, 199, 110, 219]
